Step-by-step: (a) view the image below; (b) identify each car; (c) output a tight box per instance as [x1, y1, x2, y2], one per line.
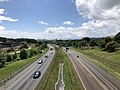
[38, 59, 43, 64]
[33, 71, 41, 79]
[51, 52, 53, 54]
[77, 56, 79, 58]
[50, 48, 53, 51]
[45, 55, 48, 58]
[66, 48, 69, 50]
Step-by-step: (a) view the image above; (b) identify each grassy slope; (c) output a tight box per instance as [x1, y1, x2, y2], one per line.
[39, 48, 81, 90]
[0, 48, 48, 81]
[74, 48, 120, 80]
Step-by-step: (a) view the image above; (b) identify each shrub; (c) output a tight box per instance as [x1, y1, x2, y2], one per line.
[29, 48, 38, 58]
[38, 50, 42, 54]
[19, 43, 28, 49]
[0, 54, 5, 68]
[20, 49, 28, 60]
[114, 32, 120, 43]
[6, 54, 13, 62]
[13, 52, 17, 60]
[105, 41, 117, 52]
[6, 48, 15, 52]
[39, 44, 47, 50]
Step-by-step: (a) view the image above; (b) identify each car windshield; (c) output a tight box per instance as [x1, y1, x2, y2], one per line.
[36, 72, 39, 75]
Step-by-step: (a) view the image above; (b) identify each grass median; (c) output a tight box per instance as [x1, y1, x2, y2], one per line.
[0, 48, 48, 81]
[74, 48, 120, 80]
[38, 48, 81, 90]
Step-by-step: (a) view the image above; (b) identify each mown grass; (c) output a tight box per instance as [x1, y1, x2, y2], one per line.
[39, 48, 81, 90]
[0, 48, 48, 81]
[74, 48, 120, 80]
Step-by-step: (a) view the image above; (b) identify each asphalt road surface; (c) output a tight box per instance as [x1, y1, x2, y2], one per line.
[66, 49, 120, 90]
[0, 46, 55, 90]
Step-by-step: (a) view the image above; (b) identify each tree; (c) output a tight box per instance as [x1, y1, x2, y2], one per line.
[29, 48, 38, 58]
[39, 44, 47, 50]
[38, 50, 42, 54]
[13, 52, 17, 60]
[90, 40, 97, 47]
[0, 53, 5, 68]
[105, 41, 117, 52]
[82, 37, 90, 42]
[6, 54, 13, 62]
[20, 42, 28, 49]
[104, 37, 112, 45]
[67, 40, 72, 46]
[114, 32, 120, 43]
[72, 41, 78, 48]
[20, 49, 28, 60]
[78, 40, 87, 48]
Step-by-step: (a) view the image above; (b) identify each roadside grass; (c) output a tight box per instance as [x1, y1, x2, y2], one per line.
[0, 48, 48, 81]
[74, 48, 120, 80]
[38, 48, 81, 90]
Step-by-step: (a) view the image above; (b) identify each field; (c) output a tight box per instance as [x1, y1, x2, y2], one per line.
[0, 48, 48, 81]
[38, 48, 81, 90]
[74, 48, 120, 80]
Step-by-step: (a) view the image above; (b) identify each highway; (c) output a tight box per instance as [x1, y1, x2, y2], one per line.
[0, 46, 55, 90]
[66, 49, 120, 90]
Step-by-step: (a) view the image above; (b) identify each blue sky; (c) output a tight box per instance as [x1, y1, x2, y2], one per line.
[0, 0, 120, 39]
[0, 0, 85, 32]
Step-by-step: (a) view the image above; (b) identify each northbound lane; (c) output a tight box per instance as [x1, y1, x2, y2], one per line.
[66, 49, 120, 90]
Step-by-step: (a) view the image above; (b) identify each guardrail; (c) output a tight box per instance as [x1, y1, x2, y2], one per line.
[0, 60, 34, 87]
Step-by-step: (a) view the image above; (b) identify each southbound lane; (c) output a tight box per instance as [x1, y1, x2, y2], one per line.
[0, 46, 55, 90]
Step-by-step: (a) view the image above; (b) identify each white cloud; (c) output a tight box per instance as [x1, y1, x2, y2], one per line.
[0, 15, 18, 22]
[38, 20, 48, 26]
[0, 29, 43, 39]
[0, 0, 9, 2]
[0, 9, 5, 14]
[75, 0, 120, 20]
[0, 9, 18, 22]
[63, 21, 74, 25]
[0, 25, 5, 31]
[0, 22, 120, 40]
[71, 0, 120, 38]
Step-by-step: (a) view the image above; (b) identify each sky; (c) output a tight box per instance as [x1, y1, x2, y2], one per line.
[0, 0, 120, 39]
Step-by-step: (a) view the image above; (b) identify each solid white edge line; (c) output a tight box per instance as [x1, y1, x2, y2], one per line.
[67, 53, 87, 90]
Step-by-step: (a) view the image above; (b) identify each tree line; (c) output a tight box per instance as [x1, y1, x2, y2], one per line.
[49, 32, 120, 52]
[0, 37, 37, 43]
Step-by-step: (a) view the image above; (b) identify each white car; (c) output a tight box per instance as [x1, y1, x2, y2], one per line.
[38, 59, 43, 64]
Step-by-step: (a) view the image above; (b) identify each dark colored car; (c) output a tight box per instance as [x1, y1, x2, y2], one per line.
[38, 59, 43, 64]
[66, 48, 69, 50]
[50, 48, 53, 51]
[45, 55, 48, 58]
[77, 56, 79, 58]
[51, 52, 53, 54]
[33, 71, 41, 79]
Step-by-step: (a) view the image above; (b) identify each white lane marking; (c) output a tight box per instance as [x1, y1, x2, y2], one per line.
[68, 54, 87, 90]
[81, 58, 119, 90]
[33, 51, 55, 90]
[75, 57, 109, 90]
